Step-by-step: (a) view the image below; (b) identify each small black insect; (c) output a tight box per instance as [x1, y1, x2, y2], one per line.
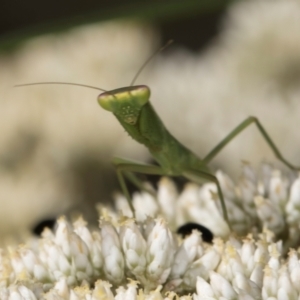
[177, 222, 214, 243]
[32, 218, 56, 236]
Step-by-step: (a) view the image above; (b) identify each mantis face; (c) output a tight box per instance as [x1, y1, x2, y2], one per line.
[98, 85, 150, 125]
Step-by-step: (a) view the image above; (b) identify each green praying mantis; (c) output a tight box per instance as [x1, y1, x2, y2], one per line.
[16, 45, 300, 230]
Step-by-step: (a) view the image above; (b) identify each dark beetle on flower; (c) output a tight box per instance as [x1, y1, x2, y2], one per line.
[177, 222, 213, 243]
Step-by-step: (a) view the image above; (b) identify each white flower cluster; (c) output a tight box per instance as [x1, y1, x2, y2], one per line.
[1, 165, 300, 299]
[117, 163, 300, 248]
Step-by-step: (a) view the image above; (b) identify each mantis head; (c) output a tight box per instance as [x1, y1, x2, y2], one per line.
[98, 85, 150, 125]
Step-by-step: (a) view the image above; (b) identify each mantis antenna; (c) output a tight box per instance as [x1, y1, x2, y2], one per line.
[15, 82, 107, 92]
[15, 40, 173, 91]
[130, 39, 173, 86]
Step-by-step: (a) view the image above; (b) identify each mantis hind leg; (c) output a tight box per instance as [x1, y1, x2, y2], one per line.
[183, 168, 231, 230]
[203, 116, 300, 170]
[112, 157, 166, 216]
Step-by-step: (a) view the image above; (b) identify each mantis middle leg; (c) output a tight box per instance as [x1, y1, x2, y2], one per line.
[183, 168, 232, 230]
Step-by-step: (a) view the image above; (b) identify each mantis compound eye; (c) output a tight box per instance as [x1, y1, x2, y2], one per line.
[98, 85, 150, 125]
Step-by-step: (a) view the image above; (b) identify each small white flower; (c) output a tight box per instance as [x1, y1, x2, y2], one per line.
[238, 236, 256, 275]
[92, 280, 115, 300]
[183, 248, 221, 291]
[100, 220, 124, 284]
[286, 175, 300, 224]
[278, 267, 298, 300]
[10, 285, 38, 300]
[119, 218, 147, 277]
[146, 218, 175, 288]
[238, 164, 258, 222]
[52, 277, 69, 299]
[210, 271, 237, 299]
[54, 217, 74, 259]
[217, 242, 244, 281]
[133, 191, 159, 222]
[170, 230, 203, 279]
[268, 170, 289, 209]
[73, 217, 93, 250]
[254, 196, 285, 235]
[157, 177, 179, 227]
[40, 240, 72, 281]
[115, 280, 138, 300]
[195, 276, 215, 298]
[232, 272, 260, 299]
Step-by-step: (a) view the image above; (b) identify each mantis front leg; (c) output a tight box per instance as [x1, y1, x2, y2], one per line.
[112, 157, 166, 216]
[113, 158, 233, 229]
[203, 116, 300, 170]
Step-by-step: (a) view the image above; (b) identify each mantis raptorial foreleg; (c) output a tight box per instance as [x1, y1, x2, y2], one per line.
[112, 158, 166, 214]
[113, 157, 231, 228]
